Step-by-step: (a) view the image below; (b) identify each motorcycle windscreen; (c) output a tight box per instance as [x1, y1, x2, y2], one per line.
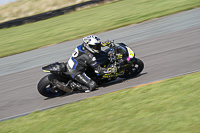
[117, 43, 129, 56]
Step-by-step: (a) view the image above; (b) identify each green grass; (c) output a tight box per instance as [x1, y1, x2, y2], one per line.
[0, 0, 200, 57]
[0, 0, 90, 23]
[0, 72, 200, 133]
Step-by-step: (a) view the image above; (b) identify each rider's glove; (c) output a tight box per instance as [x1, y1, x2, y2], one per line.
[95, 67, 107, 76]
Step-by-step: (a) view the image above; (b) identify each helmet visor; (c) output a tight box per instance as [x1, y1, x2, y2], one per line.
[89, 43, 101, 51]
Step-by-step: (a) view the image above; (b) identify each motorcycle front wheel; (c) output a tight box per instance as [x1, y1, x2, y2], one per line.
[120, 58, 144, 78]
[37, 74, 66, 98]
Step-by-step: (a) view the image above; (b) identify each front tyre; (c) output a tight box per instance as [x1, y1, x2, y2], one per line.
[121, 58, 144, 78]
[37, 74, 66, 98]
[132, 58, 144, 76]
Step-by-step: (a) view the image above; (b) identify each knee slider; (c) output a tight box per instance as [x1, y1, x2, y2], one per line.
[88, 81, 96, 91]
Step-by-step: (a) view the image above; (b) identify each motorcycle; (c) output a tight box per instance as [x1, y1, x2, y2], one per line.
[37, 41, 144, 98]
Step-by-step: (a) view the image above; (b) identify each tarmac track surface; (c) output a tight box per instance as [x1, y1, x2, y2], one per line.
[0, 8, 200, 121]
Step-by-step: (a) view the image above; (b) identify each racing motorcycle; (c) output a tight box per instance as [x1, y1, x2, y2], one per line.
[37, 41, 144, 98]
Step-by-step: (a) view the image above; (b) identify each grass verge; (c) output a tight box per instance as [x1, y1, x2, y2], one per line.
[0, 0, 90, 23]
[0, 72, 200, 133]
[0, 0, 200, 57]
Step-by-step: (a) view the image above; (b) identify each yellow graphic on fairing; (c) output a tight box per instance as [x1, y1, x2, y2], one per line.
[43, 70, 50, 73]
[127, 47, 135, 58]
[102, 71, 124, 78]
[102, 74, 114, 78]
[117, 54, 123, 59]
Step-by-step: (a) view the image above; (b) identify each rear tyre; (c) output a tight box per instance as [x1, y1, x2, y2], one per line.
[37, 74, 66, 98]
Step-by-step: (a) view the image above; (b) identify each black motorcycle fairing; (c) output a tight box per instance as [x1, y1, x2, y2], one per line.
[94, 51, 109, 66]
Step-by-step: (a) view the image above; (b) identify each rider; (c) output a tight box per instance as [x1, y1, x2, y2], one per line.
[66, 35, 113, 93]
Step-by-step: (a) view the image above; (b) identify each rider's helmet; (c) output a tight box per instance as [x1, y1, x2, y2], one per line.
[83, 35, 101, 53]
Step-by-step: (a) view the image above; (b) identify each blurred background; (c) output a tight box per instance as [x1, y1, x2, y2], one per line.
[0, 0, 17, 5]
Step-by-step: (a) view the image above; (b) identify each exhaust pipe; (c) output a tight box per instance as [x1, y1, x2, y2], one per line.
[51, 79, 73, 93]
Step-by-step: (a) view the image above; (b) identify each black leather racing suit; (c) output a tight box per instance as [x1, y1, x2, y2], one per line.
[67, 44, 105, 91]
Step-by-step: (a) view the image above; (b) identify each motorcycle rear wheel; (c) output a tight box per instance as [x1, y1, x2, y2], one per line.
[37, 74, 66, 98]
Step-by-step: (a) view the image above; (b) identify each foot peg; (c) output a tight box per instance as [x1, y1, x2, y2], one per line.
[51, 79, 73, 93]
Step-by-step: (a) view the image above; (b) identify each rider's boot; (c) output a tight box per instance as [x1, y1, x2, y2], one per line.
[81, 86, 91, 93]
[69, 81, 90, 93]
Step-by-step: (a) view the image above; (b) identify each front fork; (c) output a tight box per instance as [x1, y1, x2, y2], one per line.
[121, 58, 137, 75]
